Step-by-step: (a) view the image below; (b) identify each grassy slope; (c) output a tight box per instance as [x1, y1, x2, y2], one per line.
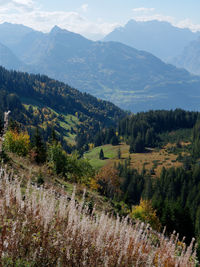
[84, 144, 118, 169]
[5, 152, 114, 213]
[85, 142, 190, 176]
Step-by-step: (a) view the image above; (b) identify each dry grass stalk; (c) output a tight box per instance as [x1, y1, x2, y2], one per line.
[0, 111, 10, 154]
[0, 166, 198, 266]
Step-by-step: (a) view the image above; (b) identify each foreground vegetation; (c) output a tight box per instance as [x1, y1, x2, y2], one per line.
[0, 167, 198, 266]
[1, 106, 200, 265]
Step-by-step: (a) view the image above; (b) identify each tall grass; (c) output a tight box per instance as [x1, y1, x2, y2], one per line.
[0, 166, 198, 266]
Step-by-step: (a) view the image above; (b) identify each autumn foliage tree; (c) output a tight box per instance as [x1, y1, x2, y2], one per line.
[95, 166, 121, 199]
[4, 130, 30, 156]
[130, 199, 161, 231]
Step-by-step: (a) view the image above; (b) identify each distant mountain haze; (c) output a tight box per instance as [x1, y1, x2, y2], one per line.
[0, 42, 26, 71]
[0, 22, 33, 50]
[103, 19, 200, 62]
[172, 37, 200, 76]
[0, 22, 200, 112]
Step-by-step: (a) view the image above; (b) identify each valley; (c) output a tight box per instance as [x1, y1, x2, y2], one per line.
[1, 23, 200, 111]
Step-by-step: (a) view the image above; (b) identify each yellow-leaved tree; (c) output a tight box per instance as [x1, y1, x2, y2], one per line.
[4, 130, 30, 156]
[130, 199, 161, 231]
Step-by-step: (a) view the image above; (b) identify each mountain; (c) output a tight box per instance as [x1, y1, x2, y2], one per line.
[103, 20, 200, 62]
[0, 42, 25, 70]
[1, 23, 200, 112]
[0, 22, 33, 50]
[172, 37, 200, 75]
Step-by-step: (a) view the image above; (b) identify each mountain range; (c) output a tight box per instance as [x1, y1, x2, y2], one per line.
[103, 19, 200, 62]
[1, 22, 200, 112]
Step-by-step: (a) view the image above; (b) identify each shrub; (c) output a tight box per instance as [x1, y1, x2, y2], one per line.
[130, 199, 161, 231]
[47, 143, 67, 175]
[4, 130, 30, 156]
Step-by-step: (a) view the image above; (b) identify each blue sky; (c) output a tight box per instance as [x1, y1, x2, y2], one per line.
[0, 0, 200, 39]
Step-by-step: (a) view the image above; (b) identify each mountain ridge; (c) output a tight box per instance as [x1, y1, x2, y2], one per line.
[1, 23, 200, 112]
[103, 19, 200, 62]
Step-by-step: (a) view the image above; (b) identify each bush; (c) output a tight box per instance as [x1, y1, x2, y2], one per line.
[130, 199, 161, 231]
[47, 143, 67, 175]
[4, 130, 30, 156]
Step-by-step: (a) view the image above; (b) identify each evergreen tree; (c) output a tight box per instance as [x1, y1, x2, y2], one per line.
[142, 176, 153, 200]
[99, 148, 104, 160]
[94, 133, 103, 147]
[145, 128, 155, 147]
[105, 128, 115, 144]
[129, 140, 134, 154]
[48, 143, 67, 175]
[32, 128, 47, 164]
[134, 133, 145, 153]
[111, 135, 119, 146]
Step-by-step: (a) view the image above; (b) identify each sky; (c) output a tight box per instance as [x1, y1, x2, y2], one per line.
[0, 0, 200, 39]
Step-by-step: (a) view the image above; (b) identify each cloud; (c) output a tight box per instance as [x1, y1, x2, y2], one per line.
[132, 7, 155, 14]
[0, 0, 35, 12]
[0, 2, 119, 37]
[176, 19, 200, 32]
[81, 4, 88, 13]
[132, 7, 200, 32]
[13, 0, 34, 6]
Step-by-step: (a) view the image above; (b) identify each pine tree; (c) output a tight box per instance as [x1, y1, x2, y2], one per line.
[32, 128, 46, 164]
[111, 135, 119, 146]
[99, 148, 104, 160]
[129, 139, 134, 154]
[145, 128, 155, 147]
[134, 133, 145, 153]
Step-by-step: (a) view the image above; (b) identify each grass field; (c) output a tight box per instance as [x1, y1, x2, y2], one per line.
[84, 145, 118, 169]
[85, 142, 186, 176]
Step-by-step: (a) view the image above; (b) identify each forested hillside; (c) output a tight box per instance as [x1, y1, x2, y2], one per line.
[93, 109, 198, 150]
[0, 66, 125, 151]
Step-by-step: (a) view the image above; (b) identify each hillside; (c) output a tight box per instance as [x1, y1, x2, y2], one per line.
[1, 23, 200, 111]
[0, 66, 125, 148]
[103, 19, 200, 62]
[173, 37, 200, 75]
